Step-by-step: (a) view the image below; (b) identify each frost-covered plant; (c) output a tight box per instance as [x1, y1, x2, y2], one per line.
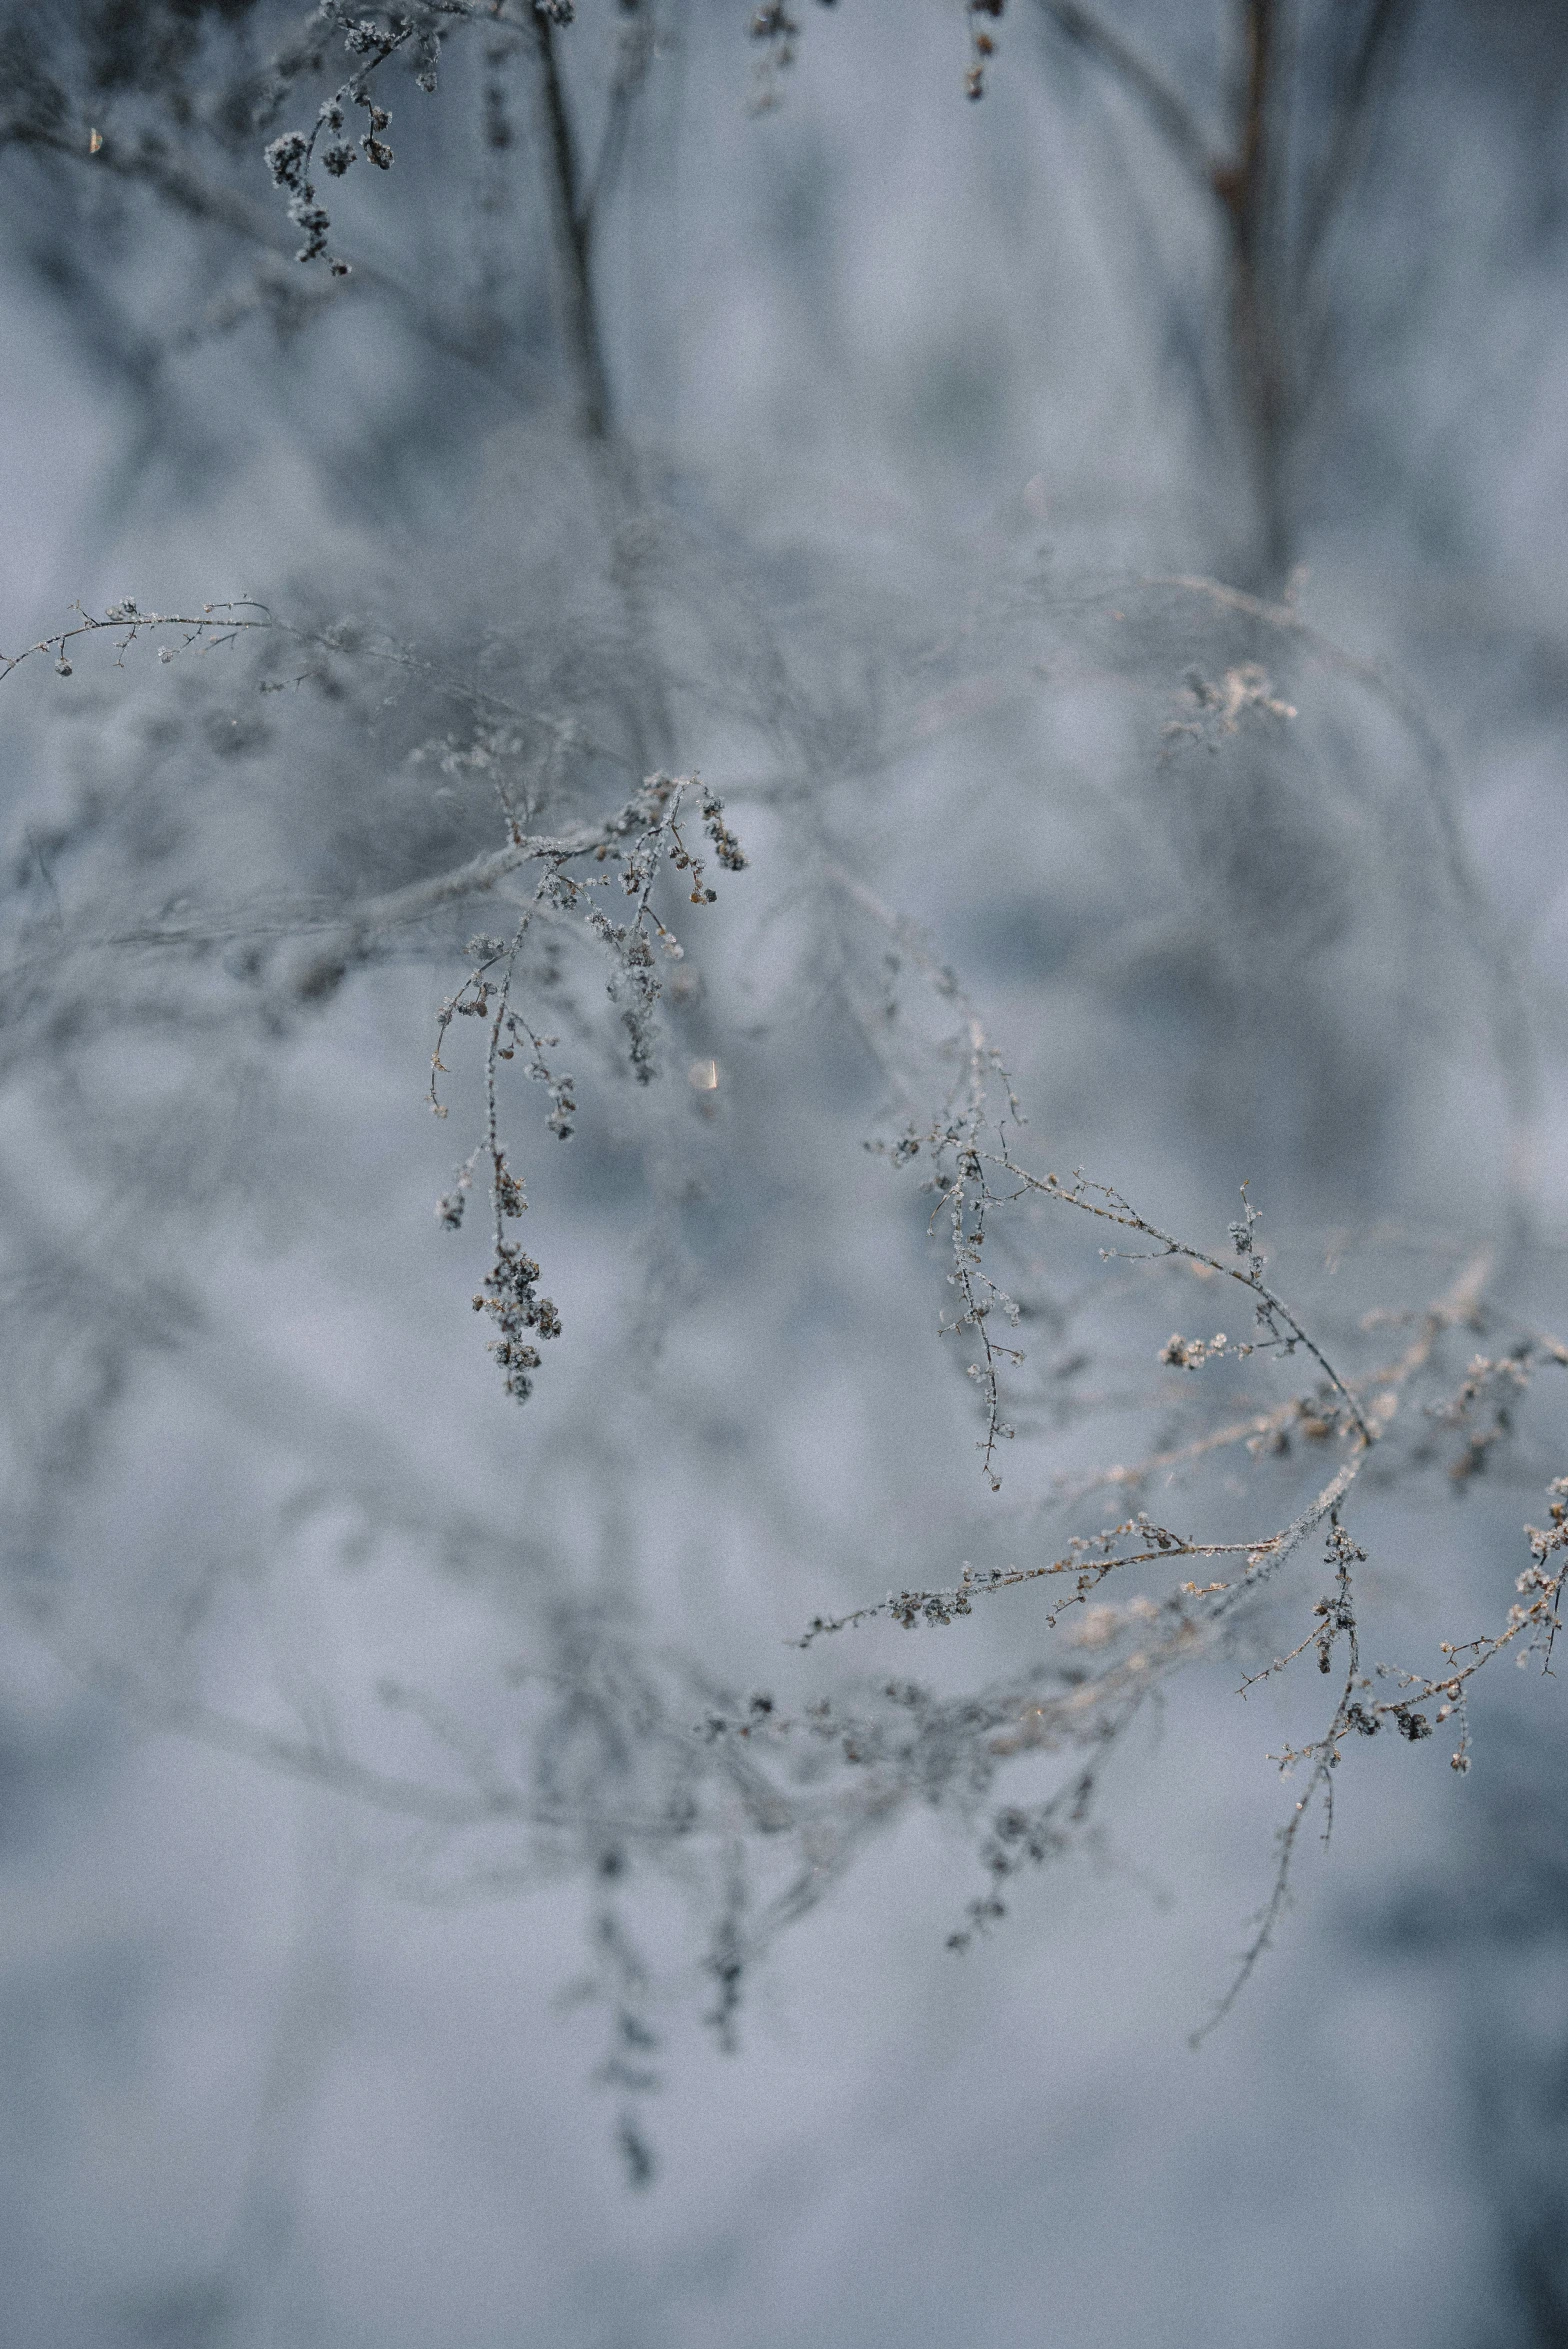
[6, 567, 1560, 2186]
[0, 0, 1562, 2207]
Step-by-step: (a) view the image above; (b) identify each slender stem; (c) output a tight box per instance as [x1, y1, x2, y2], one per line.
[1038, 0, 1293, 589]
[1002, 1161, 1374, 1443]
[1214, 0, 1291, 592]
[526, 15, 677, 768]
[529, 11, 612, 441]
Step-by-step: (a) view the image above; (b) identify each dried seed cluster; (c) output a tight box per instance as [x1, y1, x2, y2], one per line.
[429, 771, 745, 1402]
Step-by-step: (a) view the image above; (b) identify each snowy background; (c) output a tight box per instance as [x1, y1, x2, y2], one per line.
[1, 4, 1567, 2343]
